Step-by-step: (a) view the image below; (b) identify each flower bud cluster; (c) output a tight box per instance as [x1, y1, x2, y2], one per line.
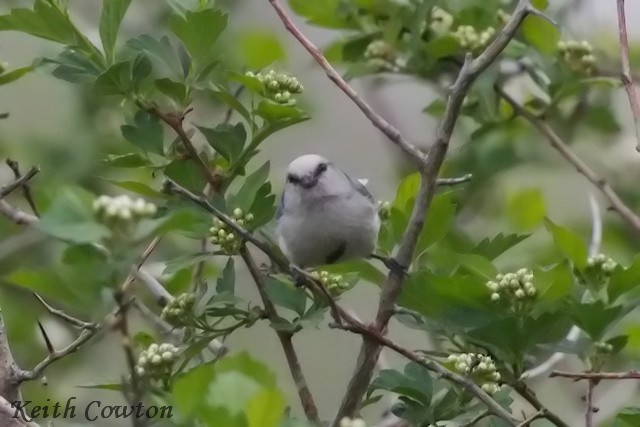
[429, 7, 454, 36]
[453, 25, 496, 52]
[311, 270, 349, 296]
[594, 341, 614, 354]
[339, 417, 367, 427]
[557, 40, 595, 76]
[447, 353, 501, 394]
[246, 70, 303, 104]
[93, 195, 157, 223]
[586, 253, 617, 276]
[364, 40, 399, 72]
[135, 343, 179, 382]
[486, 268, 537, 303]
[209, 208, 254, 254]
[161, 293, 196, 327]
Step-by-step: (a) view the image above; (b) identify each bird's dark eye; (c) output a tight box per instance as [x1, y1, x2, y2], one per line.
[287, 174, 300, 184]
[314, 163, 328, 176]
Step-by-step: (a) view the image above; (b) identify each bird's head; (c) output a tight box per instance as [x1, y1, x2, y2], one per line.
[285, 154, 332, 191]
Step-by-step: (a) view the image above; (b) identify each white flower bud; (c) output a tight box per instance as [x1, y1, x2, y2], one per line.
[339, 418, 352, 427]
[162, 351, 174, 361]
[456, 362, 469, 372]
[491, 293, 500, 301]
[447, 354, 458, 362]
[151, 355, 162, 365]
[486, 281, 499, 291]
[491, 372, 501, 381]
[351, 420, 366, 427]
[138, 356, 147, 366]
[135, 366, 145, 376]
[245, 213, 254, 222]
[148, 344, 159, 353]
[477, 362, 488, 371]
[119, 207, 132, 220]
[515, 289, 525, 299]
[144, 203, 157, 215]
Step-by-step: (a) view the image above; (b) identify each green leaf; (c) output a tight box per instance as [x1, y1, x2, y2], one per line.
[216, 352, 276, 387]
[103, 153, 149, 168]
[93, 61, 132, 96]
[369, 362, 433, 405]
[6, 270, 82, 306]
[170, 8, 227, 71]
[127, 34, 184, 79]
[246, 388, 286, 427]
[248, 183, 276, 228]
[265, 278, 306, 316]
[531, 0, 549, 10]
[544, 218, 588, 269]
[155, 78, 188, 105]
[393, 173, 420, 212]
[216, 258, 235, 294]
[608, 255, 640, 302]
[570, 301, 625, 341]
[0, 65, 33, 86]
[254, 101, 308, 123]
[228, 162, 270, 212]
[121, 110, 164, 155]
[36, 188, 110, 243]
[507, 188, 546, 230]
[198, 123, 246, 163]
[240, 31, 286, 69]
[423, 99, 445, 118]
[165, 159, 207, 193]
[99, 0, 132, 63]
[46, 49, 101, 83]
[131, 53, 152, 91]
[105, 179, 168, 199]
[522, 15, 559, 55]
[164, 252, 212, 276]
[0, 0, 77, 45]
[288, 0, 353, 29]
[62, 244, 107, 266]
[208, 86, 252, 124]
[615, 407, 640, 427]
[173, 363, 216, 416]
[415, 192, 456, 253]
[473, 233, 530, 260]
[456, 254, 498, 280]
[534, 261, 573, 301]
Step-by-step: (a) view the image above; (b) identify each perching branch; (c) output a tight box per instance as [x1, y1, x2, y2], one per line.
[5, 160, 39, 216]
[0, 166, 39, 199]
[240, 246, 320, 424]
[33, 294, 95, 330]
[267, 0, 425, 164]
[550, 370, 640, 380]
[511, 382, 570, 427]
[498, 87, 640, 232]
[616, 0, 640, 152]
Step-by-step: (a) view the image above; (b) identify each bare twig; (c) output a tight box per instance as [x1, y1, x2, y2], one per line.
[516, 410, 545, 427]
[120, 236, 163, 294]
[240, 246, 320, 424]
[267, 0, 424, 163]
[460, 411, 491, 427]
[34, 294, 95, 330]
[5, 160, 39, 215]
[585, 379, 596, 427]
[511, 382, 570, 427]
[498, 87, 640, 232]
[0, 166, 39, 199]
[0, 200, 37, 225]
[550, 370, 640, 380]
[616, 0, 640, 151]
[436, 174, 473, 186]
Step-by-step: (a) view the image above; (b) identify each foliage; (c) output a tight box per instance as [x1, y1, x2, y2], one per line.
[0, 0, 639, 426]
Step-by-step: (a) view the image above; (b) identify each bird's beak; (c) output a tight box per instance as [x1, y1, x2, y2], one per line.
[299, 175, 317, 189]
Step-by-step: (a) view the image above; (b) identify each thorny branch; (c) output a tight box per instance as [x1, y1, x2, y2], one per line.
[0, 166, 39, 199]
[551, 370, 640, 380]
[616, 0, 640, 151]
[5, 160, 39, 216]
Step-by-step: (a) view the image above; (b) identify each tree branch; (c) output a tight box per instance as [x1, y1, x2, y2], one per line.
[267, 0, 424, 163]
[511, 381, 570, 427]
[33, 294, 95, 330]
[616, 0, 640, 151]
[5, 160, 39, 216]
[550, 370, 640, 380]
[497, 86, 640, 232]
[585, 379, 596, 427]
[0, 167, 39, 199]
[437, 174, 473, 187]
[240, 246, 320, 424]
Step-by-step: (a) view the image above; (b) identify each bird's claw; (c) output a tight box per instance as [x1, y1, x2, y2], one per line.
[370, 254, 409, 277]
[290, 264, 307, 288]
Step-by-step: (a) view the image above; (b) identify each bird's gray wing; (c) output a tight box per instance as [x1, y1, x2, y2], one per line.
[343, 171, 374, 202]
[275, 190, 285, 220]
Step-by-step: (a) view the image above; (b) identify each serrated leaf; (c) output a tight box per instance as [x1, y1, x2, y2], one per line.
[99, 0, 132, 63]
[127, 34, 184, 79]
[534, 260, 573, 301]
[609, 255, 640, 302]
[170, 8, 227, 73]
[93, 61, 132, 96]
[570, 301, 624, 340]
[265, 278, 306, 316]
[121, 110, 164, 155]
[288, 0, 353, 29]
[198, 123, 246, 163]
[473, 233, 530, 260]
[544, 218, 588, 269]
[105, 179, 167, 199]
[228, 162, 270, 212]
[163, 252, 212, 276]
[216, 258, 235, 295]
[155, 78, 188, 105]
[131, 53, 151, 91]
[165, 159, 207, 193]
[456, 254, 498, 280]
[45, 49, 101, 83]
[522, 15, 559, 56]
[36, 188, 110, 243]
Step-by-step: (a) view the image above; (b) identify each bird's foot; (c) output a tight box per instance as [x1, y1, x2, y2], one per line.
[370, 254, 409, 277]
[290, 264, 308, 288]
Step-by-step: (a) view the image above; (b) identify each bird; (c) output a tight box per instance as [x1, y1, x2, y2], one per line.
[276, 154, 403, 278]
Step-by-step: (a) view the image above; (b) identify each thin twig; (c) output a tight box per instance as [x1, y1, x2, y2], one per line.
[460, 411, 491, 427]
[550, 370, 640, 380]
[497, 86, 640, 232]
[516, 410, 545, 427]
[511, 382, 570, 427]
[240, 246, 320, 424]
[33, 294, 95, 330]
[0, 166, 39, 199]
[267, 0, 424, 163]
[585, 379, 596, 427]
[616, 0, 640, 151]
[436, 174, 473, 187]
[5, 160, 39, 215]
[120, 236, 163, 294]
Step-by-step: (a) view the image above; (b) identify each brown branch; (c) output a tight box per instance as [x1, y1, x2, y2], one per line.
[550, 370, 640, 380]
[511, 382, 570, 427]
[33, 294, 95, 330]
[330, 1, 542, 422]
[267, 0, 424, 163]
[240, 246, 320, 424]
[0, 166, 39, 199]
[5, 160, 39, 216]
[497, 87, 640, 232]
[460, 411, 491, 427]
[585, 380, 596, 427]
[516, 410, 545, 427]
[141, 104, 222, 191]
[616, 0, 640, 151]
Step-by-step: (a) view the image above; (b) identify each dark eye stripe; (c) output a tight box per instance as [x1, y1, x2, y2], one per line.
[314, 163, 327, 177]
[287, 174, 300, 184]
